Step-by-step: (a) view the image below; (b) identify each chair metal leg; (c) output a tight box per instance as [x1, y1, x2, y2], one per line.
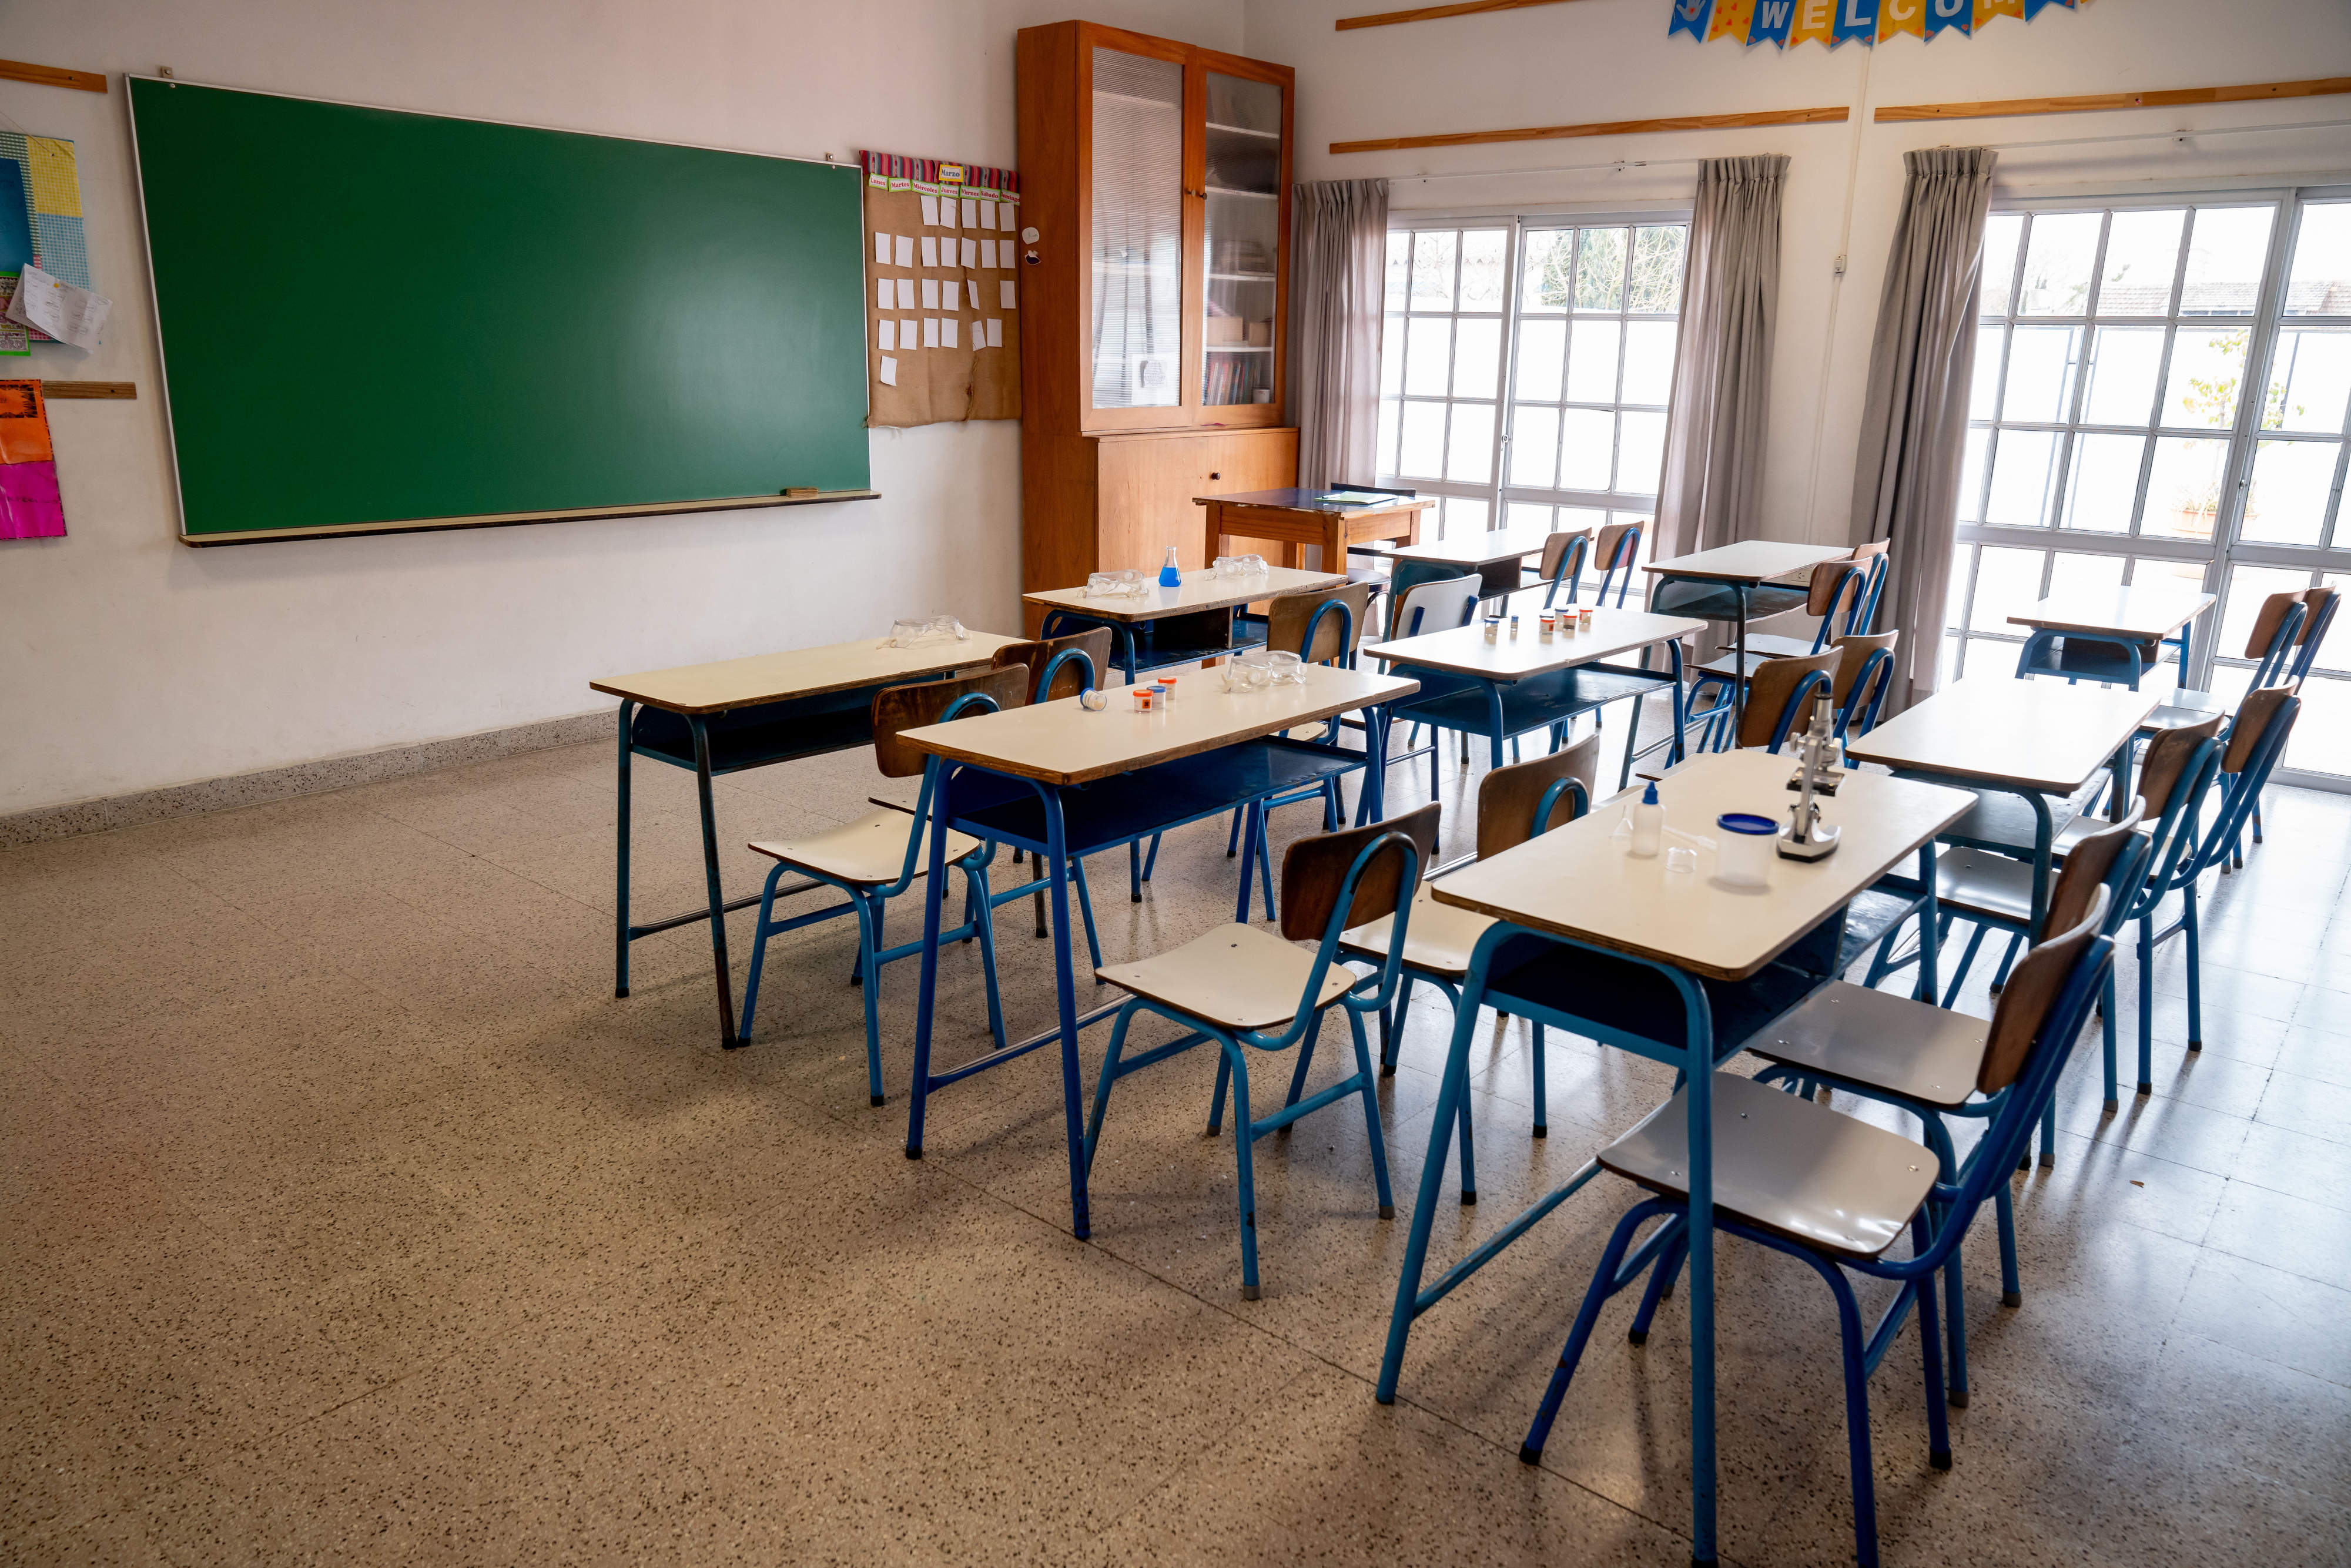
[1821, 1267, 1883, 1568]
[1282, 1011, 1324, 1111]
[1913, 1212, 1954, 1469]
[2100, 970, 2119, 1111]
[1348, 1009, 1396, 1218]
[1224, 1041, 1263, 1299]
[853, 894, 886, 1105]
[2183, 880, 2203, 1051]
[1128, 839, 1143, 903]
[1207, 1050, 1231, 1136]
[1381, 972, 1412, 1074]
[1070, 855, 1106, 979]
[1521, 1204, 1676, 1461]
[1627, 1232, 1688, 1344]
[1531, 1021, 1548, 1137]
[2137, 908, 2157, 1094]
[1080, 1004, 1141, 1174]
[966, 862, 1008, 1053]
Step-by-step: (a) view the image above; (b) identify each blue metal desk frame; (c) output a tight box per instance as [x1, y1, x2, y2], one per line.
[902, 702, 1401, 1239]
[1381, 641, 1689, 794]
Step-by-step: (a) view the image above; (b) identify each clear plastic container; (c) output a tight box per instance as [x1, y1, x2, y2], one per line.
[1716, 813, 1777, 887]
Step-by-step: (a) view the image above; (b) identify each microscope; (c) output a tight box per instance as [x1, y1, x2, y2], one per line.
[1779, 686, 1844, 862]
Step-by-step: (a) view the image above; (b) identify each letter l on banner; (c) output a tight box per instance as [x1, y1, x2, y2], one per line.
[1834, 0, 1878, 44]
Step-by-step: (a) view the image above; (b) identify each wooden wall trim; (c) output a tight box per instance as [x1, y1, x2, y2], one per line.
[1332, 105, 1848, 156]
[1876, 76, 2351, 124]
[1336, 0, 1581, 31]
[0, 58, 107, 93]
[39, 381, 137, 400]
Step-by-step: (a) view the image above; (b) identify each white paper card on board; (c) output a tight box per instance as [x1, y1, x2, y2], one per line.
[901, 318, 918, 347]
[878, 320, 895, 351]
[894, 234, 913, 268]
[879, 355, 898, 387]
[1000, 280, 1018, 309]
[920, 278, 939, 310]
[960, 198, 978, 228]
[919, 236, 937, 269]
[5, 264, 108, 350]
[923, 317, 940, 348]
[956, 238, 973, 269]
[999, 240, 1014, 269]
[920, 195, 939, 227]
[940, 197, 957, 229]
[877, 279, 890, 309]
[874, 232, 890, 264]
[890, 279, 909, 309]
[986, 317, 1003, 348]
[980, 199, 997, 230]
[943, 317, 959, 349]
[967, 280, 980, 309]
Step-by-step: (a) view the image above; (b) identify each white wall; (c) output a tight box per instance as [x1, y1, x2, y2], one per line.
[1244, 0, 2351, 551]
[0, 0, 1244, 816]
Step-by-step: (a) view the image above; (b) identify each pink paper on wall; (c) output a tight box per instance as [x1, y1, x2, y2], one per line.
[0, 457, 62, 540]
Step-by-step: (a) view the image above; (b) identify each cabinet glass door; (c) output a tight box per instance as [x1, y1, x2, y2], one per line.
[1090, 48, 1184, 411]
[1202, 72, 1283, 408]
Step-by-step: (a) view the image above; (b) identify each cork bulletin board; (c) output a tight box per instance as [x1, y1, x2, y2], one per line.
[861, 152, 1020, 427]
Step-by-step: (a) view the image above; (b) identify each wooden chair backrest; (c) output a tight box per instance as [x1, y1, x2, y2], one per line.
[2221, 685, 2295, 775]
[1593, 521, 1639, 572]
[2046, 802, 2143, 936]
[1536, 530, 1591, 584]
[2243, 591, 2305, 659]
[1848, 539, 1890, 561]
[992, 626, 1112, 703]
[1268, 581, 1375, 665]
[1737, 648, 1843, 749]
[1980, 889, 2108, 1094]
[871, 665, 1029, 779]
[1475, 731, 1599, 860]
[1805, 559, 1860, 617]
[1280, 801, 1440, 943]
[1828, 631, 1898, 709]
[2135, 713, 2223, 817]
[2298, 585, 2337, 646]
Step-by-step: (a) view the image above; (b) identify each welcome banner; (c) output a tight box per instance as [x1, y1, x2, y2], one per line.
[1670, 0, 2089, 46]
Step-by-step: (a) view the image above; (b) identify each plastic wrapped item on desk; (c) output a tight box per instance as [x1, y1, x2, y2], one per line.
[1084, 569, 1148, 598]
[1212, 553, 1269, 578]
[886, 614, 970, 649]
[1221, 646, 1302, 692]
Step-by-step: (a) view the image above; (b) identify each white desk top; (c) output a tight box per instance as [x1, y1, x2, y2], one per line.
[1644, 541, 1850, 585]
[2008, 586, 2216, 639]
[898, 662, 1419, 788]
[591, 632, 1024, 716]
[1429, 750, 1973, 981]
[1022, 566, 1347, 624]
[1842, 674, 2159, 796]
[1381, 524, 1556, 571]
[1365, 595, 1704, 682]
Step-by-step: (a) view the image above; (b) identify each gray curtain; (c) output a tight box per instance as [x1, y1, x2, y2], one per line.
[1288, 179, 1388, 491]
[1654, 155, 1789, 563]
[1850, 148, 1997, 713]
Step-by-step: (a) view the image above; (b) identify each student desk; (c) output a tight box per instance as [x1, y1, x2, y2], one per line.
[1198, 487, 1431, 576]
[1375, 749, 1973, 1566]
[1644, 541, 1853, 730]
[1025, 565, 1346, 684]
[2007, 584, 2216, 678]
[591, 632, 1020, 1048]
[1842, 675, 2158, 940]
[1365, 595, 1706, 788]
[896, 662, 1420, 1238]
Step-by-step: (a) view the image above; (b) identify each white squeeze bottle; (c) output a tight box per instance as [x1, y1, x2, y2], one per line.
[1629, 780, 1663, 859]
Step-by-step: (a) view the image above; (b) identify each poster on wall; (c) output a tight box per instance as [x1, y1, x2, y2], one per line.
[1670, 0, 2092, 46]
[0, 380, 65, 540]
[0, 133, 91, 343]
[861, 150, 1021, 428]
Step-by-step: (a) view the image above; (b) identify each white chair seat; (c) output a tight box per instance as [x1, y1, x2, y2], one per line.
[1933, 846, 2039, 924]
[2142, 688, 2225, 729]
[749, 809, 980, 886]
[1745, 980, 1990, 1112]
[1600, 1073, 1940, 1260]
[1338, 884, 1493, 980]
[1096, 923, 1357, 1031]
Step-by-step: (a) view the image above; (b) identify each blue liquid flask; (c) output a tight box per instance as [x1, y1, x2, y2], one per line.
[1159, 547, 1183, 587]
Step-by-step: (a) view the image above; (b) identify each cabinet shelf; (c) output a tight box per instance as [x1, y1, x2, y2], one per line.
[1206, 120, 1281, 140]
[1205, 346, 1274, 354]
[1204, 186, 1279, 200]
[1209, 271, 1277, 282]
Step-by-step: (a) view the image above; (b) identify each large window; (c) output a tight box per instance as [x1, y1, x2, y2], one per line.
[1946, 189, 2351, 784]
[1376, 215, 1689, 582]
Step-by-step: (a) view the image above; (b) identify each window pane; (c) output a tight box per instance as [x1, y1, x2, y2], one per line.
[2081, 326, 2165, 426]
[1381, 317, 1405, 395]
[1515, 319, 1565, 401]
[2144, 436, 2229, 540]
[1970, 327, 2005, 421]
[1622, 321, 1677, 404]
[1510, 404, 1560, 488]
[1398, 400, 1446, 477]
[2018, 212, 2099, 316]
[2180, 206, 2274, 315]
[1453, 316, 1502, 398]
[1559, 408, 1614, 491]
[2061, 433, 2144, 532]
[1385, 232, 1411, 312]
[2266, 329, 2351, 434]
[1970, 545, 2046, 632]
[2283, 675, 2351, 775]
[1617, 410, 1667, 497]
[1559, 505, 1608, 532]
[2002, 326, 2081, 423]
[1446, 401, 1496, 483]
[2161, 327, 2249, 429]
[1980, 213, 2025, 318]
[1945, 544, 1977, 631]
[2095, 209, 2185, 316]
[1576, 228, 1625, 311]
[2241, 439, 2339, 546]
[1376, 398, 1399, 477]
[1507, 501, 1553, 532]
[1459, 230, 1508, 310]
[1411, 230, 1458, 312]
[1445, 496, 1491, 534]
[1404, 316, 1453, 396]
[1627, 226, 1686, 314]
[1523, 230, 1574, 313]
[2284, 203, 2351, 316]
[1566, 320, 1621, 403]
[1985, 428, 2061, 526]
[1958, 427, 1991, 521]
[2047, 551, 2126, 598]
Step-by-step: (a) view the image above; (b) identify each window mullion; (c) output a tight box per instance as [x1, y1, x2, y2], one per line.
[2206, 197, 2302, 691]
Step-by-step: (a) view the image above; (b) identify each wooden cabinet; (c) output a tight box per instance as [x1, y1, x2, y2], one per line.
[1016, 21, 1298, 619]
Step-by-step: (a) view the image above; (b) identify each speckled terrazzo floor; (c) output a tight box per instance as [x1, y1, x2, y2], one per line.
[5, 709, 2348, 1566]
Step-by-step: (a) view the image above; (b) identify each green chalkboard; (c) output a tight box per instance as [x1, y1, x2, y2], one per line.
[128, 79, 871, 541]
